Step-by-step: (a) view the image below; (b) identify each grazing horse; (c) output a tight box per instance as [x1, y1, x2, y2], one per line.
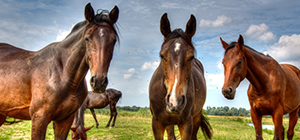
[70, 88, 122, 139]
[0, 3, 119, 140]
[149, 13, 212, 140]
[221, 35, 300, 140]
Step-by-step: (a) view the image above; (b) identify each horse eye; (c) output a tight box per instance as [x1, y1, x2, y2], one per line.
[189, 56, 194, 61]
[237, 60, 242, 65]
[85, 36, 90, 42]
[160, 54, 166, 61]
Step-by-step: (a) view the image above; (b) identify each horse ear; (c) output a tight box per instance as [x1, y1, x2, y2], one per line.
[220, 37, 229, 50]
[109, 6, 119, 24]
[84, 3, 95, 23]
[160, 13, 171, 38]
[238, 34, 244, 46]
[70, 127, 77, 132]
[85, 126, 94, 131]
[185, 14, 196, 38]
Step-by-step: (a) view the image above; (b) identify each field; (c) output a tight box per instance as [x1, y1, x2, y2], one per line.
[0, 113, 300, 140]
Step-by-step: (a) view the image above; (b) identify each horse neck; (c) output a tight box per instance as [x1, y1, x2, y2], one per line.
[58, 26, 89, 92]
[75, 103, 86, 129]
[244, 48, 280, 92]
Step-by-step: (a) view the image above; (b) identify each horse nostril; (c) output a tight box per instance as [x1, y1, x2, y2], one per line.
[90, 76, 96, 88]
[228, 87, 233, 94]
[101, 76, 108, 85]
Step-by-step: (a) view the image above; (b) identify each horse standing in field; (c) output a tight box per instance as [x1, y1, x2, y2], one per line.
[149, 13, 212, 140]
[70, 88, 122, 139]
[86, 88, 122, 128]
[0, 3, 119, 139]
[221, 35, 300, 140]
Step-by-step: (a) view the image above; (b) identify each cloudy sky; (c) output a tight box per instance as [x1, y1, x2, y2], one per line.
[1, 0, 300, 109]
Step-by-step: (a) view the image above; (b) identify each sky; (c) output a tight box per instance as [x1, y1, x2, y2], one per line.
[0, 0, 300, 110]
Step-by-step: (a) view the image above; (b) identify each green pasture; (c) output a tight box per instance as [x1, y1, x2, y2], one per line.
[0, 113, 300, 140]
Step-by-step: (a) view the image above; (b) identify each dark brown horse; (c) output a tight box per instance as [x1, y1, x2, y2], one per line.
[70, 88, 122, 140]
[221, 35, 300, 140]
[149, 13, 212, 140]
[0, 3, 119, 139]
[86, 88, 122, 128]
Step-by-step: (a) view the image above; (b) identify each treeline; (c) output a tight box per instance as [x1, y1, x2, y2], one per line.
[205, 106, 250, 116]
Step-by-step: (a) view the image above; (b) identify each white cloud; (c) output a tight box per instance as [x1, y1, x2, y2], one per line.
[199, 15, 232, 28]
[141, 61, 160, 71]
[56, 29, 70, 42]
[205, 73, 224, 90]
[123, 68, 137, 79]
[266, 34, 300, 67]
[244, 23, 276, 43]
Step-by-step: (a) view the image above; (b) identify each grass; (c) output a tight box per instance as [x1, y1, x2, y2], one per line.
[0, 114, 300, 140]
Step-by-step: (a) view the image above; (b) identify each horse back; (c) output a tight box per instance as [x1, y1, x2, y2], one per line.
[0, 43, 33, 60]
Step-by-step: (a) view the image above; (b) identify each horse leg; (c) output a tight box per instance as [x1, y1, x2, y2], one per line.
[90, 108, 99, 128]
[54, 114, 75, 140]
[191, 112, 201, 140]
[166, 125, 176, 140]
[251, 108, 263, 140]
[287, 106, 300, 140]
[31, 113, 51, 140]
[0, 114, 7, 126]
[178, 116, 193, 140]
[106, 113, 113, 128]
[152, 117, 165, 140]
[272, 106, 284, 140]
[110, 103, 118, 127]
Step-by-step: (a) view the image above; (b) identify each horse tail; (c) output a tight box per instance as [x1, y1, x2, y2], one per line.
[200, 112, 213, 139]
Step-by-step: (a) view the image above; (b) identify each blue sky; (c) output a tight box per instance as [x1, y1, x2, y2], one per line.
[0, 0, 300, 109]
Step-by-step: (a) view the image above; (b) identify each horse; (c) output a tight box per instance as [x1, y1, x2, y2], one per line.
[149, 13, 212, 140]
[86, 88, 122, 128]
[70, 88, 122, 139]
[0, 3, 119, 139]
[220, 35, 300, 140]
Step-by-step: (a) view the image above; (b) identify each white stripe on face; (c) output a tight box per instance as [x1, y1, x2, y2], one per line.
[175, 43, 180, 52]
[169, 76, 178, 107]
[99, 29, 104, 37]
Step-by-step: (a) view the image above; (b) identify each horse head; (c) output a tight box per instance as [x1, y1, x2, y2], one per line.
[159, 13, 196, 114]
[221, 35, 248, 99]
[84, 3, 119, 93]
[70, 125, 94, 140]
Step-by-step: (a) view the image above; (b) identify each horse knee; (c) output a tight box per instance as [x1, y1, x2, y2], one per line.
[287, 129, 294, 140]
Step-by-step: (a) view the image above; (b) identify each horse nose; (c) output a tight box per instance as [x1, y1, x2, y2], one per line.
[222, 87, 235, 99]
[90, 76, 108, 93]
[165, 94, 185, 114]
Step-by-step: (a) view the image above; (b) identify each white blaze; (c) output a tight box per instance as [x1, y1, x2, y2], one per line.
[99, 29, 104, 37]
[169, 76, 178, 107]
[175, 43, 180, 52]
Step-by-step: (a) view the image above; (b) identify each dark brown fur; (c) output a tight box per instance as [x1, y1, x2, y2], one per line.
[0, 3, 119, 140]
[149, 13, 212, 140]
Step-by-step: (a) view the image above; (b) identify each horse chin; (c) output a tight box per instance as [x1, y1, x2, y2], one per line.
[91, 88, 106, 93]
[165, 104, 185, 115]
[223, 91, 236, 100]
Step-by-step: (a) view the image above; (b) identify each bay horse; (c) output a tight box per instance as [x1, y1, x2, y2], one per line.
[70, 88, 122, 140]
[0, 3, 119, 139]
[221, 35, 300, 140]
[149, 13, 212, 140]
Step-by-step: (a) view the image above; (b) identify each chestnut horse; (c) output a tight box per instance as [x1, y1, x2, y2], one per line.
[0, 3, 119, 139]
[70, 88, 122, 139]
[149, 13, 212, 140]
[221, 35, 300, 140]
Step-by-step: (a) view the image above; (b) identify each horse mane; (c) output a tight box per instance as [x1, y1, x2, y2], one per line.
[65, 9, 119, 44]
[225, 42, 270, 57]
[162, 29, 196, 54]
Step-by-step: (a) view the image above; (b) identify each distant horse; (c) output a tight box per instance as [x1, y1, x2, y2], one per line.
[149, 13, 212, 140]
[221, 35, 300, 140]
[86, 88, 122, 128]
[0, 3, 119, 139]
[70, 88, 122, 139]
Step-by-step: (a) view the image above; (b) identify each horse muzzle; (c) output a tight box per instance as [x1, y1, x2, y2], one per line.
[165, 94, 186, 114]
[222, 86, 236, 100]
[90, 76, 108, 93]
